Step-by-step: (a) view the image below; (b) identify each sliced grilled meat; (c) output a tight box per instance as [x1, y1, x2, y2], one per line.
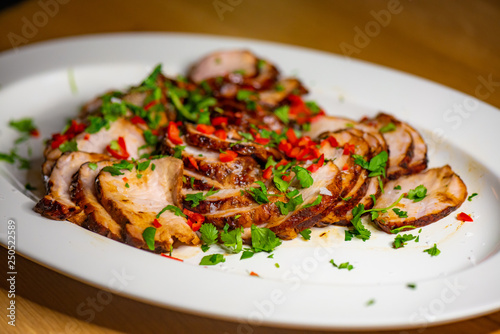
[43, 118, 151, 179]
[34, 152, 110, 222]
[372, 165, 467, 233]
[183, 123, 284, 161]
[71, 160, 122, 241]
[362, 113, 413, 180]
[96, 157, 200, 251]
[402, 122, 428, 174]
[258, 78, 307, 107]
[266, 161, 342, 239]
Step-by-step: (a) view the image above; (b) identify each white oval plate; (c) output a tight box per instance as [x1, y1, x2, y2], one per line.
[0, 33, 499, 331]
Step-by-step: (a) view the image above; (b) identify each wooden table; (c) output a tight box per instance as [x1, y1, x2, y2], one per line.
[1, 1, 499, 333]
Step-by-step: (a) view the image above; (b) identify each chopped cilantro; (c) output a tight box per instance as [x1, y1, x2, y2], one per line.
[330, 259, 354, 271]
[142, 227, 156, 251]
[251, 225, 282, 253]
[220, 224, 243, 253]
[24, 183, 37, 191]
[137, 160, 151, 172]
[274, 105, 290, 124]
[246, 181, 271, 204]
[158, 205, 186, 219]
[467, 193, 478, 201]
[199, 253, 225, 265]
[299, 229, 311, 240]
[88, 162, 98, 170]
[292, 165, 313, 188]
[173, 145, 186, 159]
[406, 185, 427, 202]
[240, 250, 255, 260]
[302, 195, 322, 209]
[390, 225, 416, 234]
[200, 223, 218, 246]
[407, 283, 417, 289]
[366, 299, 375, 306]
[393, 234, 417, 249]
[379, 122, 396, 133]
[101, 166, 124, 176]
[423, 243, 441, 256]
[394, 185, 402, 190]
[392, 208, 408, 218]
[58, 140, 78, 152]
[185, 187, 219, 207]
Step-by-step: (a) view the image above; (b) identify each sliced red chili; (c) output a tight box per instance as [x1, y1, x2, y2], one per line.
[276, 159, 289, 169]
[51, 133, 68, 149]
[286, 128, 298, 145]
[249, 271, 259, 277]
[343, 143, 355, 155]
[183, 209, 205, 232]
[282, 174, 292, 182]
[457, 212, 473, 222]
[196, 124, 215, 135]
[254, 134, 270, 145]
[211, 117, 228, 127]
[342, 163, 349, 171]
[278, 140, 292, 154]
[219, 150, 238, 162]
[188, 156, 199, 170]
[328, 136, 339, 147]
[130, 115, 147, 125]
[152, 219, 162, 228]
[307, 154, 325, 173]
[83, 134, 90, 140]
[143, 100, 158, 110]
[106, 137, 130, 159]
[167, 122, 183, 145]
[262, 166, 273, 180]
[29, 129, 40, 137]
[160, 253, 184, 262]
[287, 147, 301, 158]
[214, 129, 227, 140]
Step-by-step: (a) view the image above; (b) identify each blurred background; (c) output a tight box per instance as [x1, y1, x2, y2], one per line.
[1, 1, 499, 333]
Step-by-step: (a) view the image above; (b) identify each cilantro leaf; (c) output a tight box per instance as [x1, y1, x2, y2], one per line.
[423, 243, 441, 256]
[246, 181, 270, 204]
[299, 229, 311, 240]
[199, 253, 225, 265]
[101, 166, 124, 176]
[142, 227, 156, 251]
[393, 234, 417, 249]
[137, 160, 151, 172]
[390, 225, 416, 234]
[379, 122, 396, 133]
[330, 259, 354, 270]
[302, 195, 322, 209]
[292, 166, 313, 188]
[88, 162, 98, 171]
[392, 208, 408, 218]
[59, 140, 78, 153]
[406, 185, 427, 202]
[185, 187, 219, 207]
[220, 225, 243, 253]
[274, 105, 290, 124]
[251, 225, 282, 252]
[173, 145, 186, 159]
[200, 223, 219, 246]
[240, 250, 255, 260]
[467, 193, 478, 201]
[157, 205, 186, 219]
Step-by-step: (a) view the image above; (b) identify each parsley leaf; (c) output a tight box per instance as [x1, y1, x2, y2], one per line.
[59, 140, 78, 152]
[220, 224, 243, 253]
[185, 187, 219, 207]
[379, 122, 396, 133]
[142, 227, 156, 251]
[467, 193, 478, 201]
[406, 185, 427, 202]
[299, 229, 312, 240]
[274, 105, 290, 124]
[199, 253, 225, 265]
[303, 195, 322, 209]
[251, 225, 282, 253]
[200, 223, 218, 246]
[292, 165, 313, 188]
[392, 208, 408, 218]
[423, 243, 441, 256]
[393, 234, 417, 249]
[330, 259, 354, 270]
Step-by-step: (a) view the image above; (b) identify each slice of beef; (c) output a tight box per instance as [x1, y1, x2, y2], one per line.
[43, 118, 151, 179]
[96, 157, 200, 251]
[266, 161, 342, 239]
[372, 165, 468, 233]
[362, 113, 413, 180]
[71, 160, 122, 241]
[34, 152, 111, 222]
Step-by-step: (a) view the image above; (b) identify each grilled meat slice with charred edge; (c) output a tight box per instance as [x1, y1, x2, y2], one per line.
[96, 157, 200, 252]
[43, 118, 151, 179]
[258, 78, 308, 107]
[362, 113, 413, 180]
[71, 160, 122, 241]
[372, 165, 467, 233]
[266, 161, 342, 239]
[34, 152, 111, 222]
[161, 135, 261, 188]
[402, 122, 428, 174]
[183, 123, 284, 161]
[316, 130, 373, 226]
